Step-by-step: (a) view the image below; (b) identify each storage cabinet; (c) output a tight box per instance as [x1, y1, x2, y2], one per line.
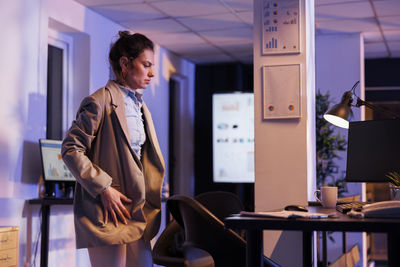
[0, 226, 19, 267]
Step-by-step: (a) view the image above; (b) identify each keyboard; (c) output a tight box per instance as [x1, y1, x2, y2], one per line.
[336, 202, 369, 214]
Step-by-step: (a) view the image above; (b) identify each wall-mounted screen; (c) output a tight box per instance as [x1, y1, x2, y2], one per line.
[212, 93, 254, 183]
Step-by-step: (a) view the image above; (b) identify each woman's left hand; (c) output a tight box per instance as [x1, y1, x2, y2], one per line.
[100, 187, 132, 227]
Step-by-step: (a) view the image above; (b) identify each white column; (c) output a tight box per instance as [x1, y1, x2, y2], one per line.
[253, 0, 315, 266]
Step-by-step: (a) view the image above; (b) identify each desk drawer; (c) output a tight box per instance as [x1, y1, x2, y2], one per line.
[0, 227, 18, 251]
[0, 248, 18, 266]
[0, 226, 18, 267]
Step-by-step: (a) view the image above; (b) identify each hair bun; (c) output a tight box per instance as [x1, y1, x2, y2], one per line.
[118, 30, 131, 38]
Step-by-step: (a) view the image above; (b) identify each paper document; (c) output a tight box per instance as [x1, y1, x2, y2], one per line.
[240, 210, 335, 219]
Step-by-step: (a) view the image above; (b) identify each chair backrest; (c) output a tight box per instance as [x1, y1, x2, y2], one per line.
[167, 195, 247, 267]
[195, 191, 244, 221]
[152, 191, 244, 266]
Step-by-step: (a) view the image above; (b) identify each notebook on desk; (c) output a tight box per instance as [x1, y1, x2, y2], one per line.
[346, 200, 400, 218]
[240, 210, 336, 219]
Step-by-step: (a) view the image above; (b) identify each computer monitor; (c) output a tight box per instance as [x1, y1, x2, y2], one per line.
[39, 139, 75, 198]
[346, 119, 400, 183]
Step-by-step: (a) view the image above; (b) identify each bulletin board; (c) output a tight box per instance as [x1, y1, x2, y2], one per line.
[262, 64, 301, 119]
[262, 0, 300, 55]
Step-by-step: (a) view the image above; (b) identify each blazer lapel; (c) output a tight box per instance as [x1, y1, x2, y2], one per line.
[105, 80, 131, 145]
[142, 102, 165, 170]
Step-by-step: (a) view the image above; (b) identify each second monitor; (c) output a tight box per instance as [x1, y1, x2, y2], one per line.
[39, 139, 75, 198]
[346, 119, 400, 183]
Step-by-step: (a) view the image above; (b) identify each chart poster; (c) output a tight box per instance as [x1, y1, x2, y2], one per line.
[212, 93, 254, 183]
[262, 64, 301, 119]
[262, 0, 300, 55]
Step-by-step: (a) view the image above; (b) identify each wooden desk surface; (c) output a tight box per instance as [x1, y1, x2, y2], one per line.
[225, 206, 400, 233]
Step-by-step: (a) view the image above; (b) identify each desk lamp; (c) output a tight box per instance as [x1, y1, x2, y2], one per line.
[323, 81, 400, 128]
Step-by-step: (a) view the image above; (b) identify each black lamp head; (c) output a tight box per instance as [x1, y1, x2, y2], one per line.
[323, 90, 353, 129]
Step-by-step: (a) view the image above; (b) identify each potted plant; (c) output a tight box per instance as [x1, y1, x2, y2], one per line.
[385, 171, 400, 200]
[316, 90, 347, 196]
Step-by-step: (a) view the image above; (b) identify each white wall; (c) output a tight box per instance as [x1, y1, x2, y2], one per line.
[316, 33, 365, 267]
[253, 0, 315, 265]
[0, 0, 195, 266]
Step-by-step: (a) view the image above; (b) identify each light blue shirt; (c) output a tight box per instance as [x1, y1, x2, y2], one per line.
[118, 84, 146, 159]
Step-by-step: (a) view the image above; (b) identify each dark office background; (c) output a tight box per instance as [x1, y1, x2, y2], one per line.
[365, 58, 400, 119]
[194, 63, 254, 211]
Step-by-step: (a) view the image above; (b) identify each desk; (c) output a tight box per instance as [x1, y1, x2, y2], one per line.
[225, 206, 400, 267]
[28, 198, 73, 267]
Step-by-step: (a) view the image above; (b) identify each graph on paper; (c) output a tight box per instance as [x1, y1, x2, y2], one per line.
[262, 0, 300, 54]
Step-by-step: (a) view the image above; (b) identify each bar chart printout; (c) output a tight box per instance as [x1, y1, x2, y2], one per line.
[262, 0, 300, 54]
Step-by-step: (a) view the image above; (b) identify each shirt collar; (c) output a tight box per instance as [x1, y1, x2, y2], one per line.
[116, 82, 143, 103]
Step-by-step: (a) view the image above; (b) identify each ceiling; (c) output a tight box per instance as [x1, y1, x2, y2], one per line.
[73, 0, 400, 64]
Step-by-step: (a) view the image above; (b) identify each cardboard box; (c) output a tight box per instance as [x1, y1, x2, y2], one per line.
[0, 226, 19, 267]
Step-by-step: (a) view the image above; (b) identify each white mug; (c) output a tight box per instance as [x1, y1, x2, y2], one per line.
[314, 186, 338, 208]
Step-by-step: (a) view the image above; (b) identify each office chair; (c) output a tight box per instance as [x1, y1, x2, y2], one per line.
[152, 219, 186, 267]
[153, 191, 241, 266]
[195, 191, 244, 220]
[167, 195, 281, 267]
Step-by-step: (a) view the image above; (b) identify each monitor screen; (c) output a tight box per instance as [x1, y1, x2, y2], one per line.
[346, 119, 400, 183]
[39, 139, 75, 182]
[212, 92, 254, 183]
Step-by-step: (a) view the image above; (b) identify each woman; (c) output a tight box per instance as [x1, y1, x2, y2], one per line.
[62, 31, 165, 267]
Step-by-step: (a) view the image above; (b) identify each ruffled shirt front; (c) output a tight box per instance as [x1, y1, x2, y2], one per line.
[118, 84, 146, 159]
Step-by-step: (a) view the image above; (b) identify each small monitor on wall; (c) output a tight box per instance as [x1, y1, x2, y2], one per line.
[346, 119, 400, 183]
[212, 92, 254, 183]
[39, 139, 75, 198]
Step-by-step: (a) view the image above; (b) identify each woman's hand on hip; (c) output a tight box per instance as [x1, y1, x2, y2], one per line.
[100, 187, 132, 227]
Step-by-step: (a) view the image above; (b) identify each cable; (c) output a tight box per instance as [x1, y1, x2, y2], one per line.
[32, 206, 42, 267]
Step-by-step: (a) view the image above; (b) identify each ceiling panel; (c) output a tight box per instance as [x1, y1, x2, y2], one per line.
[73, 0, 400, 63]
[383, 30, 400, 41]
[168, 43, 222, 55]
[148, 31, 208, 46]
[199, 27, 253, 45]
[387, 41, 400, 52]
[221, 0, 253, 12]
[316, 0, 368, 6]
[365, 51, 389, 58]
[74, 0, 142, 6]
[91, 3, 165, 22]
[153, 0, 229, 17]
[315, 1, 373, 21]
[177, 12, 247, 32]
[365, 42, 388, 53]
[221, 42, 253, 53]
[120, 18, 188, 34]
[373, 0, 400, 17]
[316, 18, 379, 33]
[236, 11, 253, 25]
[390, 50, 400, 57]
[379, 15, 400, 31]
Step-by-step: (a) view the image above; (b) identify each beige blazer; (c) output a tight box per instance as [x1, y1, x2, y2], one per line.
[62, 80, 165, 248]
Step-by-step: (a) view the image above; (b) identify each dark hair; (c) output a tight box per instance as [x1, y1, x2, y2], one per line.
[109, 31, 154, 77]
